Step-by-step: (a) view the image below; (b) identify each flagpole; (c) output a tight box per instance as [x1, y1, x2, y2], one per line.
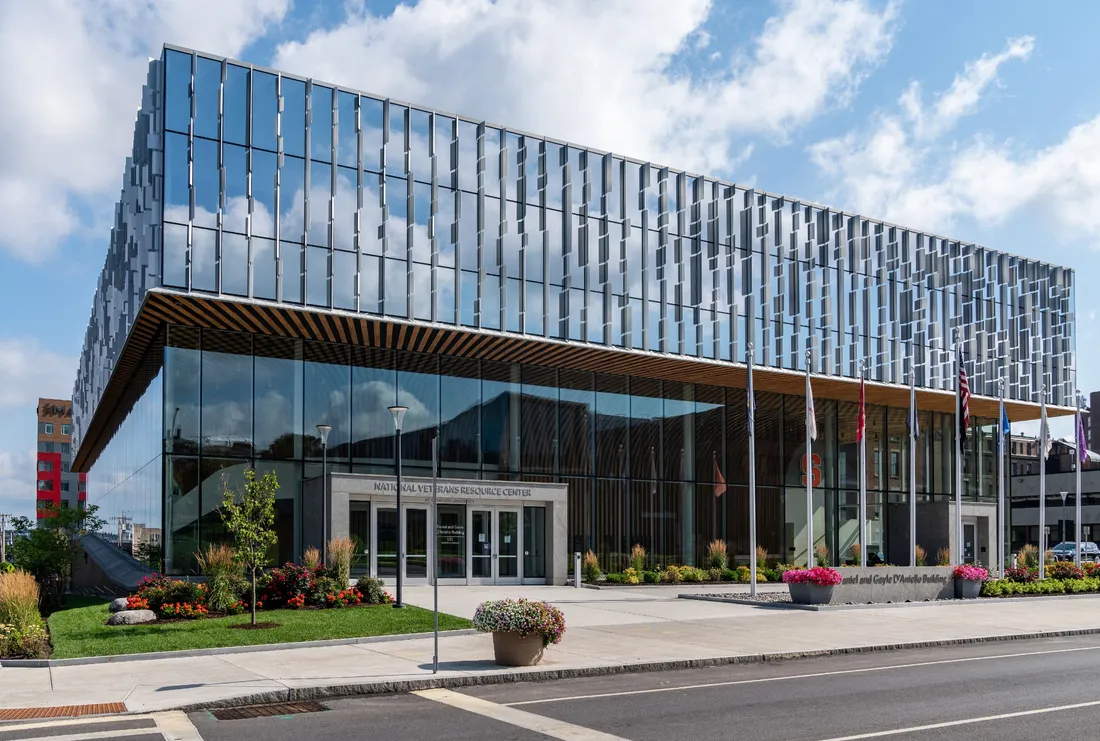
[954, 328, 963, 567]
[805, 347, 813, 568]
[859, 360, 867, 568]
[909, 352, 917, 568]
[1075, 388, 1083, 570]
[997, 378, 1006, 579]
[748, 342, 757, 597]
[1040, 381, 1047, 581]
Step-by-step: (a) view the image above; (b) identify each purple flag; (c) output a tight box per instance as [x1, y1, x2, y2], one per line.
[1078, 413, 1088, 463]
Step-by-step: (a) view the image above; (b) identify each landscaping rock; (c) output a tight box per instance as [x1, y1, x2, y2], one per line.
[108, 598, 129, 613]
[107, 609, 156, 625]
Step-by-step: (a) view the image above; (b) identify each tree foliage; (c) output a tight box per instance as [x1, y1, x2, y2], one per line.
[221, 468, 279, 625]
[10, 505, 106, 612]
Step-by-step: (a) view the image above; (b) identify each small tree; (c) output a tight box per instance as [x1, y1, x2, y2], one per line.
[221, 468, 279, 625]
[10, 504, 106, 612]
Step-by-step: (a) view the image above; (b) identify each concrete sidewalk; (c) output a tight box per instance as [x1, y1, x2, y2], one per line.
[3, 586, 1099, 714]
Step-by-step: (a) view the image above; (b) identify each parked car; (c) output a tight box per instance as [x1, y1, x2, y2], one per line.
[1049, 542, 1100, 562]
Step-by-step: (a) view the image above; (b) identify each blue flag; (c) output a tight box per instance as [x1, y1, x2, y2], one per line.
[998, 404, 1010, 450]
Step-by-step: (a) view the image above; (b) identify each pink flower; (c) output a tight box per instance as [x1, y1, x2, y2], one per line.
[782, 567, 843, 586]
[953, 565, 989, 582]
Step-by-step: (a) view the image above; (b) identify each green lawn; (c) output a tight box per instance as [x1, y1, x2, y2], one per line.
[47, 597, 471, 659]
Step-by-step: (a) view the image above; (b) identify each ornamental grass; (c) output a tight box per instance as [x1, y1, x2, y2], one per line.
[0, 568, 42, 631]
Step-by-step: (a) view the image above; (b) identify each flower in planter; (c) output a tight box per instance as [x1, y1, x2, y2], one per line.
[781, 566, 843, 586]
[472, 598, 566, 647]
[953, 565, 989, 582]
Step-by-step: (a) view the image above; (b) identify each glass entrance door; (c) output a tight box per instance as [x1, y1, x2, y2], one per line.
[469, 507, 522, 584]
[404, 506, 429, 583]
[375, 507, 397, 580]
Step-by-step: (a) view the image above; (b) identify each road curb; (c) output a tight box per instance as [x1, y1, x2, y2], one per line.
[174, 626, 1100, 713]
[0, 629, 478, 668]
[681, 591, 1100, 611]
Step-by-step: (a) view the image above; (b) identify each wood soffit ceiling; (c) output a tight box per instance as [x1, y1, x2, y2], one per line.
[73, 289, 1073, 472]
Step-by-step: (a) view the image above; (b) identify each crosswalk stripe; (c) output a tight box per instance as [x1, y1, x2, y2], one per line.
[0, 711, 202, 741]
[413, 688, 630, 741]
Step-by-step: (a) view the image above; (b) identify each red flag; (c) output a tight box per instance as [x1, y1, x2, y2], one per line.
[958, 346, 970, 450]
[857, 375, 866, 442]
[714, 458, 727, 498]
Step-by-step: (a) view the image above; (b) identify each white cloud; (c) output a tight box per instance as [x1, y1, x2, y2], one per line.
[273, 0, 897, 177]
[0, 0, 290, 262]
[0, 448, 37, 523]
[0, 338, 76, 408]
[809, 35, 1100, 239]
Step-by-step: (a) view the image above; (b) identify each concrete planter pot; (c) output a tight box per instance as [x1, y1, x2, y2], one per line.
[955, 579, 983, 599]
[492, 631, 546, 666]
[788, 583, 835, 605]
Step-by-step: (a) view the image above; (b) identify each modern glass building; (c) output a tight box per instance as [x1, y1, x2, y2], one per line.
[73, 45, 1076, 582]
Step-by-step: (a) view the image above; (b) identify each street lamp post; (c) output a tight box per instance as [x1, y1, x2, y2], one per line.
[388, 405, 408, 609]
[317, 424, 332, 561]
[1060, 490, 1069, 554]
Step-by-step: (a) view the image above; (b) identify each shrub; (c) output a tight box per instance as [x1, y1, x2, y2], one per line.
[849, 543, 861, 564]
[755, 569, 769, 583]
[953, 565, 989, 582]
[782, 567, 843, 586]
[582, 550, 602, 583]
[629, 544, 647, 573]
[311, 575, 342, 605]
[814, 545, 830, 568]
[0, 569, 43, 631]
[302, 547, 322, 572]
[936, 547, 951, 567]
[196, 544, 244, 613]
[1005, 567, 1038, 583]
[324, 588, 362, 608]
[0, 622, 49, 659]
[707, 567, 723, 582]
[755, 545, 771, 568]
[605, 572, 624, 584]
[356, 576, 389, 604]
[661, 565, 684, 583]
[720, 568, 738, 582]
[125, 595, 149, 610]
[1047, 562, 1085, 581]
[473, 598, 567, 646]
[263, 562, 317, 607]
[622, 568, 641, 585]
[0, 562, 14, 574]
[1084, 562, 1100, 578]
[914, 545, 927, 567]
[680, 566, 706, 583]
[735, 565, 751, 583]
[762, 568, 782, 583]
[642, 570, 661, 584]
[327, 537, 356, 589]
[1017, 544, 1039, 569]
[705, 540, 728, 570]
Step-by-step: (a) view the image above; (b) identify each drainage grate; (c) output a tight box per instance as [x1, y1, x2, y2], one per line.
[0, 703, 128, 721]
[211, 701, 328, 721]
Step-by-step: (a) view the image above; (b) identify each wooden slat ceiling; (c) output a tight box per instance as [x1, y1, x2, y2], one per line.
[73, 289, 1073, 472]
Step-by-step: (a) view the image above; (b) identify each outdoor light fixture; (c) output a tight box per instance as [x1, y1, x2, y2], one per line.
[317, 424, 333, 558]
[388, 406, 409, 608]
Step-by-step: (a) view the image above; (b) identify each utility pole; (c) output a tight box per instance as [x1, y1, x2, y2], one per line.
[1, 512, 11, 564]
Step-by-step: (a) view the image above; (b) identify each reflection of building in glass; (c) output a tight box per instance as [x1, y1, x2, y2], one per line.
[36, 398, 85, 519]
[71, 45, 1077, 576]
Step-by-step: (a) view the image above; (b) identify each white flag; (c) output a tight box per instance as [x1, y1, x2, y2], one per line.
[1041, 401, 1052, 460]
[806, 372, 817, 442]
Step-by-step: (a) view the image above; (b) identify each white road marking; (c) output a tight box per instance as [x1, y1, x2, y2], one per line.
[0, 711, 202, 741]
[819, 698, 1100, 740]
[506, 644, 1100, 705]
[414, 688, 630, 741]
[153, 711, 204, 741]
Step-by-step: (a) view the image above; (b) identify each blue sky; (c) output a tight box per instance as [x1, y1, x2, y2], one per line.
[1, 0, 1098, 521]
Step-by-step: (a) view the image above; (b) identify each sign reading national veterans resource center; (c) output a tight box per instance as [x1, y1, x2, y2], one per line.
[344, 474, 568, 504]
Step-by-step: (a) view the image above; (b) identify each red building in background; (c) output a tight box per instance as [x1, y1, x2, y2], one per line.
[36, 398, 85, 519]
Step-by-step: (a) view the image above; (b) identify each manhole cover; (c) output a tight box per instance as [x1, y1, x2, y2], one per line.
[211, 701, 328, 720]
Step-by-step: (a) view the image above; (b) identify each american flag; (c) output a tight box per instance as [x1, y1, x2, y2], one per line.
[958, 346, 970, 449]
[856, 372, 866, 442]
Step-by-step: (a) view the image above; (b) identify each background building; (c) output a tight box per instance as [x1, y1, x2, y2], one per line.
[36, 398, 86, 518]
[70, 46, 1076, 580]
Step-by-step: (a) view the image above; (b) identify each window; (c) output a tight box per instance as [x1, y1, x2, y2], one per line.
[1026, 463, 1032, 474]
[37, 461, 51, 472]
[61, 424, 71, 436]
[61, 481, 70, 492]
[37, 480, 53, 491]
[61, 500, 70, 509]
[44, 423, 53, 435]
[890, 451, 900, 479]
[78, 481, 86, 492]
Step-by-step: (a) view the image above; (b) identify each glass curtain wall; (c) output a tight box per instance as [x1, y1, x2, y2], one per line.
[149, 323, 992, 574]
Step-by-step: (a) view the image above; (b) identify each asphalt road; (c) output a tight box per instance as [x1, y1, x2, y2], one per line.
[8, 636, 1100, 740]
